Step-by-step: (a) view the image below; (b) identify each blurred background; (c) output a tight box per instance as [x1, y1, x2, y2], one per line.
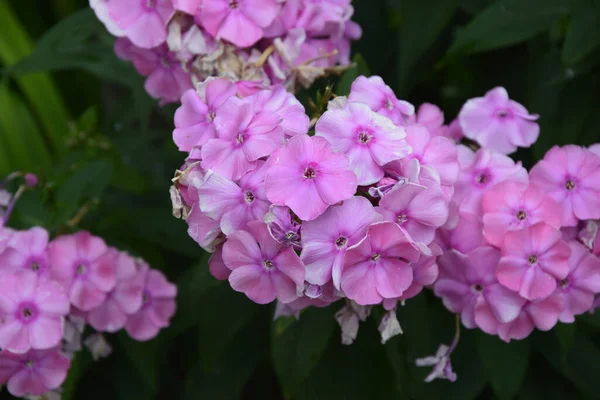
[1, 0, 599, 398]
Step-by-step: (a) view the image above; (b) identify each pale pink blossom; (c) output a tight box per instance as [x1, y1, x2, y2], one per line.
[459, 87, 539, 154]
[411, 103, 446, 137]
[436, 211, 487, 254]
[0, 227, 51, 278]
[222, 221, 305, 304]
[315, 102, 411, 185]
[530, 145, 600, 226]
[300, 196, 382, 288]
[0, 271, 69, 353]
[90, 0, 124, 37]
[348, 75, 414, 125]
[248, 86, 309, 137]
[482, 181, 562, 247]
[109, 0, 175, 48]
[265, 134, 357, 221]
[497, 222, 571, 300]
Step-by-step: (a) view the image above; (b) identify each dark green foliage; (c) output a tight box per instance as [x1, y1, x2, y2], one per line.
[1, 0, 600, 399]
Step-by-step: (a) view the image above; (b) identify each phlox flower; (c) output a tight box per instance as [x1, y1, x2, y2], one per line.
[497, 222, 571, 300]
[0, 227, 51, 278]
[315, 102, 411, 185]
[200, 0, 280, 47]
[265, 134, 357, 221]
[264, 205, 301, 247]
[482, 181, 562, 247]
[300, 196, 382, 288]
[186, 206, 222, 252]
[590, 143, 600, 158]
[557, 241, 600, 323]
[109, 0, 175, 48]
[201, 97, 283, 180]
[454, 145, 528, 214]
[377, 182, 448, 245]
[415, 344, 457, 383]
[87, 252, 145, 333]
[436, 211, 487, 254]
[410, 103, 447, 138]
[208, 245, 231, 280]
[0, 349, 70, 397]
[222, 221, 305, 304]
[198, 161, 271, 235]
[90, 0, 124, 37]
[48, 232, 117, 311]
[459, 87, 539, 154]
[172, 0, 202, 14]
[125, 264, 177, 341]
[0, 271, 70, 353]
[248, 86, 309, 137]
[173, 78, 237, 152]
[529, 145, 600, 226]
[434, 247, 526, 334]
[340, 222, 424, 305]
[399, 245, 441, 301]
[348, 75, 414, 125]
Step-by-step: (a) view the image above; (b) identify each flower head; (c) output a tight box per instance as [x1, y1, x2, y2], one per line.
[459, 87, 539, 154]
[348, 75, 414, 125]
[0, 227, 51, 278]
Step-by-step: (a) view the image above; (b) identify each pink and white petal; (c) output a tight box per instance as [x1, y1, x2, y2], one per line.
[496, 257, 529, 293]
[433, 279, 470, 313]
[314, 170, 358, 205]
[285, 180, 329, 221]
[229, 266, 275, 304]
[7, 369, 48, 397]
[0, 320, 27, 353]
[271, 271, 300, 304]
[217, 12, 263, 48]
[484, 283, 526, 323]
[301, 242, 336, 286]
[37, 351, 70, 389]
[28, 317, 63, 350]
[375, 258, 413, 299]
[341, 261, 381, 305]
[346, 145, 384, 185]
[126, 310, 160, 341]
[241, 0, 280, 27]
[519, 267, 557, 301]
[222, 230, 262, 270]
[70, 280, 107, 311]
[473, 296, 501, 334]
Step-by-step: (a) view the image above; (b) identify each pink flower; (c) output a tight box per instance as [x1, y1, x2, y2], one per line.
[48, 232, 117, 311]
[198, 161, 271, 235]
[222, 221, 305, 304]
[557, 241, 600, 323]
[0, 271, 69, 353]
[482, 181, 562, 247]
[435, 247, 526, 334]
[454, 145, 528, 214]
[340, 222, 423, 305]
[590, 143, 600, 158]
[315, 102, 411, 185]
[412, 103, 446, 137]
[200, 0, 280, 47]
[348, 75, 414, 125]
[0, 349, 70, 397]
[201, 97, 283, 180]
[0, 227, 51, 278]
[265, 134, 358, 221]
[436, 211, 487, 254]
[377, 182, 448, 245]
[209, 246, 231, 280]
[173, 78, 237, 152]
[109, 0, 174, 48]
[125, 264, 177, 341]
[497, 222, 571, 300]
[186, 206, 222, 252]
[87, 252, 145, 333]
[90, 0, 124, 37]
[172, 0, 202, 14]
[248, 86, 309, 137]
[264, 205, 301, 247]
[459, 87, 539, 154]
[530, 145, 600, 226]
[300, 196, 382, 288]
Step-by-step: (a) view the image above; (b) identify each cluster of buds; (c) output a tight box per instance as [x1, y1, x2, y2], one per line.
[91, 0, 361, 104]
[0, 174, 177, 398]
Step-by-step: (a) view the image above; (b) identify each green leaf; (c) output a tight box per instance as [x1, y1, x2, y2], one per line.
[477, 332, 530, 400]
[397, 0, 459, 91]
[562, 0, 600, 66]
[555, 322, 576, 363]
[0, 0, 71, 155]
[117, 332, 160, 396]
[271, 306, 336, 392]
[447, 0, 570, 57]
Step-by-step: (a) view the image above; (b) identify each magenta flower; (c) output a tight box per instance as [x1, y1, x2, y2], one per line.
[348, 75, 414, 125]
[200, 0, 280, 47]
[209, 245, 231, 280]
[125, 264, 177, 341]
[48, 232, 117, 311]
[0, 349, 70, 397]
[530, 145, 600, 226]
[198, 161, 271, 235]
[300, 196, 382, 288]
[315, 102, 411, 185]
[454, 145, 528, 214]
[435, 247, 526, 334]
[173, 78, 237, 152]
[109, 0, 174, 48]
[377, 182, 448, 245]
[222, 221, 305, 304]
[340, 222, 423, 305]
[265, 134, 358, 221]
[87, 252, 145, 333]
[557, 241, 600, 323]
[201, 97, 283, 180]
[497, 222, 571, 300]
[0, 271, 69, 353]
[248, 86, 310, 137]
[482, 181, 562, 247]
[0, 227, 51, 278]
[459, 87, 539, 154]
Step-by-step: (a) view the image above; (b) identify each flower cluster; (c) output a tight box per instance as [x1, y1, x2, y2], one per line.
[170, 75, 461, 344]
[91, 0, 361, 104]
[0, 175, 177, 398]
